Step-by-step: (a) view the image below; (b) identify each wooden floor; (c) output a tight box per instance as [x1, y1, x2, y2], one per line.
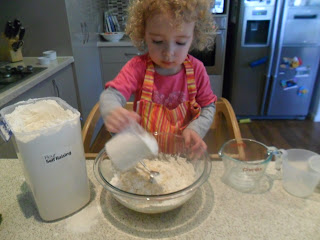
[238, 119, 320, 154]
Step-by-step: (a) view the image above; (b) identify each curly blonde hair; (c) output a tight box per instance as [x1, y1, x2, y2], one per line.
[125, 0, 215, 51]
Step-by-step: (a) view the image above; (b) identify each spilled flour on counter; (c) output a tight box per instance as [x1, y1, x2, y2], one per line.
[65, 205, 100, 233]
[110, 155, 196, 195]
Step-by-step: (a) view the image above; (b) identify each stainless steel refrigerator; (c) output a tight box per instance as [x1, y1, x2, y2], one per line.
[224, 0, 320, 119]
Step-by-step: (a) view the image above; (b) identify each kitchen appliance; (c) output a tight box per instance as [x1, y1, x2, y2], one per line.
[224, 0, 320, 119]
[0, 97, 90, 221]
[94, 133, 211, 214]
[190, 0, 230, 97]
[0, 65, 46, 92]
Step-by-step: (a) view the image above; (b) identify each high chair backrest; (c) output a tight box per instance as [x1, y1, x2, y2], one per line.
[204, 98, 242, 159]
[82, 98, 242, 159]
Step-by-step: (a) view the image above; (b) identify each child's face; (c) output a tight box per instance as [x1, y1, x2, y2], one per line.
[145, 14, 195, 75]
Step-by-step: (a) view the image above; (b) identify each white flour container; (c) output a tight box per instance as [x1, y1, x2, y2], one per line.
[0, 97, 90, 221]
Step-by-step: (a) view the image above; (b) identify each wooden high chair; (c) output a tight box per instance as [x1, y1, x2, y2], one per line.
[82, 97, 242, 159]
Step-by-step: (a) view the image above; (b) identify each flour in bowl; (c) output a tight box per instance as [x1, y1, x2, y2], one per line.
[110, 154, 196, 195]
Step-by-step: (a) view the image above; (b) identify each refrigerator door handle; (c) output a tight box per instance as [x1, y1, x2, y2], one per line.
[294, 14, 317, 19]
[266, 0, 283, 78]
[260, 0, 284, 115]
[261, 75, 270, 114]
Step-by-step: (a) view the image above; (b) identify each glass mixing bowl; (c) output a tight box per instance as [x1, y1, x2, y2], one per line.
[94, 133, 212, 214]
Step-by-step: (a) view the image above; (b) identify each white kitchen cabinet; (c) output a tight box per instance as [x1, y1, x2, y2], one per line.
[0, 65, 78, 158]
[99, 46, 142, 84]
[48, 65, 79, 110]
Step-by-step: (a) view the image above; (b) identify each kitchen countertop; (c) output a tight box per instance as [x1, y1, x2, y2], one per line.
[97, 38, 134, 47]
[0, 57, 74, 107]
[0, 159, 319, 240]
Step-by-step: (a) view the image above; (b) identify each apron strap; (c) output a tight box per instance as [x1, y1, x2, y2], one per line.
[140, 57, 155, 101]
[183, 56, 197, 101]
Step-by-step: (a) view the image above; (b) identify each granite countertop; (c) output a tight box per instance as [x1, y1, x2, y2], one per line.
[0, 159, 319, 240]
[0, 57, 74, 107]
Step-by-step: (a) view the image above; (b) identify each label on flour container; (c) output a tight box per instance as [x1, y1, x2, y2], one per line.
[43, 148, 72, 165]
[0, 118, 12, 142]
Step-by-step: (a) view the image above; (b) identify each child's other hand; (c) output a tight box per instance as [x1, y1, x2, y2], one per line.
[104, 107, 141, 133]
[182, 129, 207, 157]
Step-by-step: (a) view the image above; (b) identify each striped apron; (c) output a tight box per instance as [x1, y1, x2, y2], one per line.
[136, 56, 201, 153]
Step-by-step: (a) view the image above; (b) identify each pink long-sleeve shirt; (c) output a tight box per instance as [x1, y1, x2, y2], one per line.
[105, 54, 217, 110]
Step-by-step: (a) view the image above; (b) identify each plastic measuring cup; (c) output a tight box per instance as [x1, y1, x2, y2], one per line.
[309, 155, 320, 191]
[105, 121, 159, 171]
[219, 138, 278, 193]
[280, 149, 320, 198]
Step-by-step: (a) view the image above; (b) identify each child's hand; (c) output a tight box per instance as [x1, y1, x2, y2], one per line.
[104, 107, 141, 133]
[182, 129, 207, 157]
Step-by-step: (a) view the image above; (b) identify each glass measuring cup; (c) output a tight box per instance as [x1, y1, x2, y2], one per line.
[219, 138, 278, 193]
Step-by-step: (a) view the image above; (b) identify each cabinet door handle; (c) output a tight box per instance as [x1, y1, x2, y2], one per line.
[124, 52, 141, 57]
[84, 21, 89, 43]
[80, 22, 85, 44]
[52, 79, 60, 97]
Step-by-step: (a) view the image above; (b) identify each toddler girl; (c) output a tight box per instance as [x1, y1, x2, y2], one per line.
[100, 0, 217, 152]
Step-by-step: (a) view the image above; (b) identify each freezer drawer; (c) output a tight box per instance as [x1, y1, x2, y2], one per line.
[267, 46, 320, 117]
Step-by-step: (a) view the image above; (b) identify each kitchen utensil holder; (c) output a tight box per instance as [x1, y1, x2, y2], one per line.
[0, 34, 23, 62]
